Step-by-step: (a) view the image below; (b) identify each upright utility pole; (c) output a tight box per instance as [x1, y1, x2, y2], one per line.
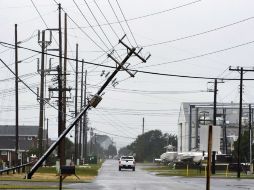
[229, 66, 254, 178]
[83, 70, 87, 162]
[15, 24, 19, 166]
[63, 13, 67, 154]
[223, 108, 227, 154]
[38, 30, 46, 158]
[74, 44, 79, 164]
[249, 104, 252, 172]
[142, 117, 144, 134]
[208, 79, 224, 174]
[212, 79, 217, 175]
[206, 125, 213, 190]
[46, 118, 49, 149]
[79, 60, 84, 160]
[58, 3, 65, 167]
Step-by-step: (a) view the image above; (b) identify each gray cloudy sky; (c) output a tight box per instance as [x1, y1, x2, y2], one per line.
[1, 0, 254, 149]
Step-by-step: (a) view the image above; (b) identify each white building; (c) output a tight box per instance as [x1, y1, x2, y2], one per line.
[177, 102, 252, 153]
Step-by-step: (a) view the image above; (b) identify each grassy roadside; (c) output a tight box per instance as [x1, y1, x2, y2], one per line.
[143, 164, 254, 179]
[0, 161, 103, 189]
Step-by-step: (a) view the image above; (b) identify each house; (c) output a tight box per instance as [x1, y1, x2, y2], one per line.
[177, 102, 252, 153]
[0, 125, 40, 167]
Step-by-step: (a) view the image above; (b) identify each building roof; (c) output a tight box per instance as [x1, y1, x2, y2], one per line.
[0, 125, 39, 137]
[0, 136, 35, 151]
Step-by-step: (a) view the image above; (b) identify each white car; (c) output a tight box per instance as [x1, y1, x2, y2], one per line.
[119, 156, 135, 171]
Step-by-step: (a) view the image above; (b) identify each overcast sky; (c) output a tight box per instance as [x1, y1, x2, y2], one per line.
[1, 0, 254, 149]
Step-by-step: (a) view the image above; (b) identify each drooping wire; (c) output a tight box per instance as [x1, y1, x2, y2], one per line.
[93, 0, 120, 40]
[73, 0, 110, 51]
[107, 0, 132, 45]
[83, 0, 116, 50]
[2, 41, 254, 81]
[115, 0, 138, 47]
[82, 0, 123, 62]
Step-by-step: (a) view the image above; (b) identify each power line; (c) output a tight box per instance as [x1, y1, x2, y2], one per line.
[30, 0, 49, 28]
[73, 0, 110, 51]
[93, 128, 136, 139]
[94, 0, 120, 40]
[2, 41, 254, 81]
[115, 0, 138, 46]
[143, 16, 254, 47]
[69, 0, 202, 29]
[107, 0, 132, 45]
[138, 40, 254, 69]
[83, 0, 116, 49]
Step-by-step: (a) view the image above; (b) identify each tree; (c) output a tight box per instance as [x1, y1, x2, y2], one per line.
[107, 144, 117, 157]
[118, 146, 132, 156]
[233, 131, 254, 163]
[121, 130, 177, 162]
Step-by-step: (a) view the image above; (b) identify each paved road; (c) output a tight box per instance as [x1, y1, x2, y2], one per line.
[65, 160, 254, 190]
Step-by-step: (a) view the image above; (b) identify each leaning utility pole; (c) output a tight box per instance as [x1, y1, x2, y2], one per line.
[38, 30, 46, 158]
[15, 24, 19, 166]
[26, 35, 150, 179]
[74, 43, 79, 164]
[229, 66, 254, 178]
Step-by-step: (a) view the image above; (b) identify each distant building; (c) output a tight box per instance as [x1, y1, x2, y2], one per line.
[90, 134, 113, 152]
[0, 125, 42, 166]
[177, 102, 252, 153]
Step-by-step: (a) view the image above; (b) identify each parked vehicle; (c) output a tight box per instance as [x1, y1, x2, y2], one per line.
[119, 156, 135, 171]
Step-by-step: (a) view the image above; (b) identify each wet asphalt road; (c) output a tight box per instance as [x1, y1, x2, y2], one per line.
[65, 160, 254, 190]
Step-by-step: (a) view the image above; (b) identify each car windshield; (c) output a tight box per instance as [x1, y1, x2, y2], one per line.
[121, 156, 134, 160]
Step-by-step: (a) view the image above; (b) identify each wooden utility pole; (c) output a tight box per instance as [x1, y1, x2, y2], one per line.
[74, 44, 79, 164]
[142, 117, 144, 134]
[249, 104, 252, 172]
[15, 24, 19, 166]
[46, 118, 49, 149]
[206, 125, 213, 190]
[83, 70, 87, 162]
[228, 66, 254, 178]
[208, 79, 223, 174]
[63, 13, 67, 150]
[58, 3, 65, 167]
[79, 60, 84, 161]
[38, 30, 45, 158]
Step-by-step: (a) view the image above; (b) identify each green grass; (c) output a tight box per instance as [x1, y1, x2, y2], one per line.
[36, 162, 103, 176]
[0, 185, 60, 189]
[144, 165, 254, 178]
[0, 161, 103, 183]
